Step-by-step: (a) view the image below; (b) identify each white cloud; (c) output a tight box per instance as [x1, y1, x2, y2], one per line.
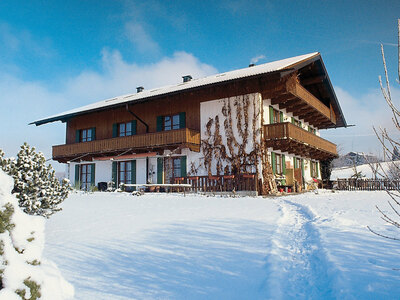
[125, 22, 160, 54]
[0, 50, 217, 170]
[250, 55, 266, 65]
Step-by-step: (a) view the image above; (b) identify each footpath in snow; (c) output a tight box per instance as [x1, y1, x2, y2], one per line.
[44, 190, 400, 299]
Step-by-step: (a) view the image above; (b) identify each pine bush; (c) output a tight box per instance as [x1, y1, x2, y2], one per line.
[0, 143, 71, 218]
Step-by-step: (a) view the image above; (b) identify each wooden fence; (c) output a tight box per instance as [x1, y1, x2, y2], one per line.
[174, 174, 257, 193]
[336, 178, 400, 191]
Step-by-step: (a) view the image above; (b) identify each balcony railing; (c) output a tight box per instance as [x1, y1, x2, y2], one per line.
[53, 128, 200, 161]
[264, 122, 337, 159]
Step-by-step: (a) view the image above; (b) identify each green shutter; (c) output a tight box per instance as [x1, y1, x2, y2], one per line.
[282, 154, 286, 174]
[156, 116, 163, 132]
[291, 117, 295, 124]
[181, 156, 187, 177]
[179, 112, 186, 129]
[75, 130, 80, 143]
[131, 120, 137, 135]
[112, 123, 118, 138]
[271, 152, 276, 174]
[131, 160, 136, 191]
[157, 157, 164, 183]
[301, 159, 305, 178]
[90, 164, 95, 187]
[112, 161, 117, 188]
[294, 157, 297, 169]
[316, 162, 320, 178]
[280, 111, 283, 123]
[299, 121, 302, 128]
[74, 165, 80, 187]
[91, 127, 96, 140]
[269, 106, 274, 124]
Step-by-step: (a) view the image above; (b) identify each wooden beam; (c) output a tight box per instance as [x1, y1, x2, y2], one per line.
[301, 75, 326, 86]
[271, 94, 296, 105]
[280, 99, 302, 110]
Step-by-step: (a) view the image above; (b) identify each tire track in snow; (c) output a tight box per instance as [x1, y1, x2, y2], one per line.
[264, 199, 337, 299]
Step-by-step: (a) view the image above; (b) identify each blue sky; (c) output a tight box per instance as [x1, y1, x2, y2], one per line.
[0, 0, 399, 170]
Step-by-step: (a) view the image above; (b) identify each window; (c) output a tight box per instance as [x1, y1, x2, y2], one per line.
[80, 164, 93, 191]
[310, 161, 319, 178]
[80, 128, 94, 142]
[173, 157, 181, 178]
[164, 114, 180, 131]
[294, 157, 301, 169]
[275, 153, 282, 175]
[118, 161, 132, 185]
[269, 106, 283, 124]
[119, 122, 132, 137]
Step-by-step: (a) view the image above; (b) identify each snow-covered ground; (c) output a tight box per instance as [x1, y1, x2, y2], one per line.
[44, 191, 400, 299]
[331, 160, 400, 180]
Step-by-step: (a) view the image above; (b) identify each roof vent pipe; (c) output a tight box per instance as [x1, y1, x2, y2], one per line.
[249, 63, 255, 67]
[182, 75, 192, 83]
[136, 86, 144, 93]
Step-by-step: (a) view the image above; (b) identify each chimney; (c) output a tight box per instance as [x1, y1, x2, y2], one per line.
[136, 86, 144, 93]
[249, 63, 255, 67]
[182, 75, 192, 83]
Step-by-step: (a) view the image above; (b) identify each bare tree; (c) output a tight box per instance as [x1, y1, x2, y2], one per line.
[368, 19, 400, 240]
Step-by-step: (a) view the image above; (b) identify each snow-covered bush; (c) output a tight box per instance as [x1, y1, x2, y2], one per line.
[0, 170, 74, 299]
[0, 144, 71, 218]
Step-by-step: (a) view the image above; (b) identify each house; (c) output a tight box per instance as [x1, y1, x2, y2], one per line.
[31, 52, 346, 194]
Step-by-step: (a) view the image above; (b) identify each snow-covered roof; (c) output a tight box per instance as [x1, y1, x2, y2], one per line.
[31, 52, 319, 126]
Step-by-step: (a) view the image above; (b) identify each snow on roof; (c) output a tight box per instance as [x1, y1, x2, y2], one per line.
[31, 52, 319, 126]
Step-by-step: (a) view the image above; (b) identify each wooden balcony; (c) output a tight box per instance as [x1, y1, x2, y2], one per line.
[53, 128, 200, 162]
[271, 76, 337, 129]
[264, 122, 338, 160]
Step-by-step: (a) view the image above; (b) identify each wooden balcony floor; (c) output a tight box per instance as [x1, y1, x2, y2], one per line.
[264, 122, 337, 160]
[53, 128, 200, 163]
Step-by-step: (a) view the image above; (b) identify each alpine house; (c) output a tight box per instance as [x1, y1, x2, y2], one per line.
[31, 52, 346, 194]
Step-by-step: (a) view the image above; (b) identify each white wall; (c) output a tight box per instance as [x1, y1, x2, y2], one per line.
[136, 158, 147, 184]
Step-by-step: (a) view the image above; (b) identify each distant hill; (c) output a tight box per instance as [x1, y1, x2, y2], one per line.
[332, 152, 381, 168]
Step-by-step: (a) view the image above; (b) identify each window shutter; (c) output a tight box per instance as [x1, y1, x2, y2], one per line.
[269, 106, 274, 124]
[316, 162, 320, 178]
[179, 112, 186, 129]
[91, 127, 96, 140]
[112, 161, 117, 188]
[280, 112, 283, 123]
[299, 121, 302, 128]
[156, 116, 163, 132]
[90, 164, 95, 187]
[157, 157, 163, 183]
[180, 156, 187, 177]
[131, 120, 137, 135]
[75, 130, 80, 143]
[301, 159, 305, 179]
[271, 152, 276, 174]
[282, 154, 286, 174]
[112, 123, 118, 138]
[294, 157, 297, 169]
[131, 160, 136, 191]
[291, 117, 294, 124]
[74, 165, 80, 188]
